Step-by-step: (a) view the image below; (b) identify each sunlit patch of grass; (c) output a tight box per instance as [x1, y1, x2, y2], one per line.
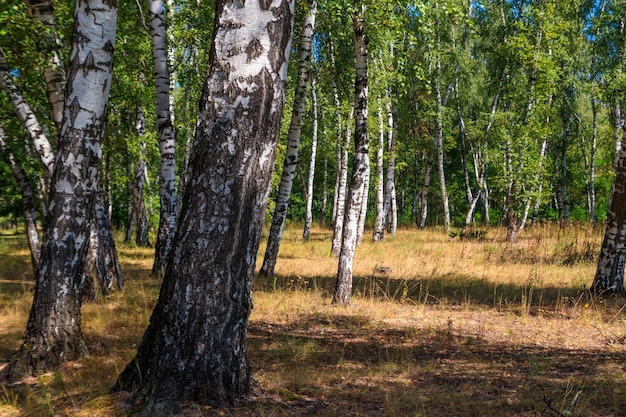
[1, 224, 625, 416]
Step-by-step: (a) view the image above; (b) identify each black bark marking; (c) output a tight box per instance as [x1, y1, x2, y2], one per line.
[245, 38, 263, 63]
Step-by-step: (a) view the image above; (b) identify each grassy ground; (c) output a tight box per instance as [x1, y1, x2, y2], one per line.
[1, 223, 626, 416]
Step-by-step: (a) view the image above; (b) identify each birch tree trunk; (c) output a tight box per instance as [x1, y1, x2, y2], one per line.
[150, 0, 178, 276]
[589, 96, 597, 224]
[333, 7, 368, 305]
[7, 0, 117, 380]
[331, 108, 352, 257]
[0, 125, 40, 273]
[259, 0, 316, 277]
[385, 94, 397, 234]
[372, 99, 386, 241]
[115, 2, 293, 412]
[303, 77, 318, 240]
[356, 154, 370, 245]
[434, 3, 450, 232]
[0, 46, 55, 180]
[592, 125, 626, 295]
[418, 151, 434, 229]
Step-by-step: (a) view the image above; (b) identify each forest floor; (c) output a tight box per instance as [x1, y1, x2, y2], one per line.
[1, 223, 626, 416]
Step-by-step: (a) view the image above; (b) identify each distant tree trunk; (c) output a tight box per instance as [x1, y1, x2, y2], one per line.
[419, 151, 434, 229]
[434, 4, 450, 232]
[333, 8, 368, 305]
[372, 99, 386, 241]
[7, 0, 117, 380]
[559, 111, 570, 224]
[93, 185, 123, 294]
[384, 91, 398, 234]
[303, 77, 319, 240]
[589, 96, 597, 224]
[150, 0, 177, 276]
[331, 108, 352, 257]
[124, 158, 136, 242]
[330, 36, 343, 228]
[592, 125, 626, 295]
[0, 125, 40, 274]
[114, 2, 293, 413]
[321, 120, 329, 225]
[260, 0, 316, 277]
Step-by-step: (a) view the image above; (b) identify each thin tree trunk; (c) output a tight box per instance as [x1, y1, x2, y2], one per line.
[356, 154, 370, 245]
[560, 111, 570, 224]
[259, 0, 317, 277]
[384, 89, 397, 235]
[590, 96, 597, 224]
[93, 183, 123, 294]
[0, 125, 40, 274]
[331, 107, 352, 257]
[419, 151, 434, 229]
[0, 47, 55, 180]
[321, 117, 329, 225]
[333, 7, 368, 305]
[115, 3, 293, 412]
[372, 99, 386, 241]
[7, 0, 117, 380]
[150, 0, 177, 276]
[303, 77, 319, 240]
[434, 2, 450, 232]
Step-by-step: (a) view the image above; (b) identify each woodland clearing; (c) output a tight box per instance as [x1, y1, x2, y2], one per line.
[0, 223, 625, 417]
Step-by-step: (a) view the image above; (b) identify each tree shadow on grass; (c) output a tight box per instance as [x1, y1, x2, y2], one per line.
[254, 272, 595, 316]
[246, 313, 626, 416]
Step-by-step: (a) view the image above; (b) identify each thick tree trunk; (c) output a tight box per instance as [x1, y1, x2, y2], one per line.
[150, 0, 177, 276]
[333, 8, 368, 305]
[0, 125, 40, 274]
[115, 3, 293, 413]
[592, 126, 626, 295]
[260, 0, 316, 277]
[7, 0, 117, 380]
[303, 77, 319, 240]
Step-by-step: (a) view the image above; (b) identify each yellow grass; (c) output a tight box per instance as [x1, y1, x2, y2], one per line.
[1, 223, 625, 416]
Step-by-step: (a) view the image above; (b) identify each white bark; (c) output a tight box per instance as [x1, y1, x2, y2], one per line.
[9, 0, 117, 379]
[372, 99, 385, 242]
[331, 107, 352, 257]
[303, 76, 318, 240]
[260, 0, 317, 277]
[0, 47, 55, 179]
[333, 8, 368, 305]
[150, 0, 177, 275]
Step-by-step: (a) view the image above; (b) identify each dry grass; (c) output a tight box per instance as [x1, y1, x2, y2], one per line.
[1, 223, 626, 416]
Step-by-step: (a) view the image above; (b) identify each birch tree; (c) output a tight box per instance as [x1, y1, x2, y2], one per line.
[150, 0, 177, 276]
[333, 4, 368, 305]
[114, 0, 294, 412]
[260, 0, 316, 277]
[7, 0, 117, 379]
[303, 76, 319, 240]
